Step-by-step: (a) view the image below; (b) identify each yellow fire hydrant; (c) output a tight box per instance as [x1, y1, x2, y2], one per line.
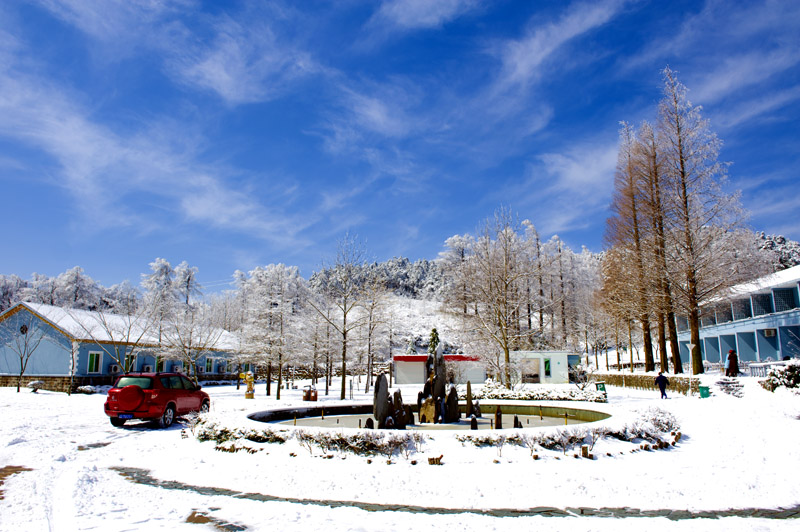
[240, 371, 255, 399]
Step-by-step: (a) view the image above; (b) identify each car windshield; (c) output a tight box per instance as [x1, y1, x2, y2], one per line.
[115, 377, 153, 389]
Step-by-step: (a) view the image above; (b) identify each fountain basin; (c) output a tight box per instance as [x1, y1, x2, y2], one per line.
[248, 402, 610, 431]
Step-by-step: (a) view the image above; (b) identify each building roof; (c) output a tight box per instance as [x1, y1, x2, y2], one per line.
[393, 354, 480, 362]
[728, 264, 800, 296]
[1, 302, 239, 351]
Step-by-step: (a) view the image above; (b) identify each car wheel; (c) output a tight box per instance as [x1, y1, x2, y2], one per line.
[110, 417, 126, 427]
[200, 400, 210, 413]
[159, 405, 176, 428]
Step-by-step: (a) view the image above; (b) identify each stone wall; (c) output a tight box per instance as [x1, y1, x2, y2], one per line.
[0, 373, 234, 393]
[0, 375, 116, 393]
[594, 372, 700, 396]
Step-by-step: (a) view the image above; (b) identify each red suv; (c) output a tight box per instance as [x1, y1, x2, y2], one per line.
[104, 373, 210, 428]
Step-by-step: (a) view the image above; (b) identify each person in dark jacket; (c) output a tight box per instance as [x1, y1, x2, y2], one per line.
[726, 350, 740, 377]
[654, 372, 669, 399]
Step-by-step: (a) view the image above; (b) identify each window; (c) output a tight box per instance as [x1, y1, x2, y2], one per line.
[116, 376, 153, 388]
[752, 294, 774, 316]
[205, 358, 214, 373]
[180, 376, 196, 390]
[544, 358, 551, 378]
[774, 288, 799, 312]
[124, 354, 137, 372]
[88, 352, 102, 373]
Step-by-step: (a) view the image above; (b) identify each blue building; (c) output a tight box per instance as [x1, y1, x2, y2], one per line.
[0, 302, 238, 392]
[677, 265, 800, 364]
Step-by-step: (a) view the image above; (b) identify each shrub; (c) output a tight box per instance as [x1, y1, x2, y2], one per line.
[761, 360, 800, 391]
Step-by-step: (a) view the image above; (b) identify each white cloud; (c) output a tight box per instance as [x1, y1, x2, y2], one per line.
[505, 140, 618, 234]
[690, 50, 800, 105]
[0, 57, 308, 243]
[714, 85, 800, 128]
[495, 0, 625, 91]
[369, 0, 480, 30]
[339, 86, 416, 138]
[171, 16, 317, 105]
[33, 0, 317, 105]
[626, 0, 800, 73]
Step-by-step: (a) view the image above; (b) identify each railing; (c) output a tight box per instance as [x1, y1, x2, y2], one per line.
[748, 360, 791, 377]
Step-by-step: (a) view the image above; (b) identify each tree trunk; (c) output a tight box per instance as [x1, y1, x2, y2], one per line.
[689, 303, 704, 374]
[657, 313, 668, 372]
[276, 356, 283, 401]
[668, 310, 683, 373]
[628, 320, 634, 373]
[340, 328, 347, 400]
[266, 361, 272, 396]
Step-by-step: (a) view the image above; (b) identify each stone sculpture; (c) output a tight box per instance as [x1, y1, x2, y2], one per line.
[373, 373, 390, 429]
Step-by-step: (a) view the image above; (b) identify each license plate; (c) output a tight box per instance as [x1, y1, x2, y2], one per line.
[118, 414, 133, 419]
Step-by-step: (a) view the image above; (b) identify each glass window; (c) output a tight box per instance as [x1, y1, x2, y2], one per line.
[160, 377, 171, 388]
[544, 358, 551, 377]
[116, 377, 153, 389]
[169, 376, 184, 389]
[205, 358, 213, 372]
[124, 354, 137, 372]
[88, 352, 102, 373]
[181, 376, 196, 390]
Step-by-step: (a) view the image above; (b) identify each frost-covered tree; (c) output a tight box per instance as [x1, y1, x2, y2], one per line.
[19, 273, 57, 307]
[0, 275, 26, 311]
[459, 208, 532, 388]
[173, 261, 202, 309]
[606, 122, 656, 371]
[308, 234, 368, 400]
[141, 258, 177, 344]
[55, 267, 100, 310]
[438, 234, 474, 315]
[658, 67, 757, 374]
[0, 309, 49, 392]
[162, 304, 223, 383]
[100, 281, 140, 315]
[241, 264, 306, 399]
[359, 269, 388, 393]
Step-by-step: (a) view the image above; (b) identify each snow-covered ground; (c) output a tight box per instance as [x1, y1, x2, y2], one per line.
[1, 375, 799, 531]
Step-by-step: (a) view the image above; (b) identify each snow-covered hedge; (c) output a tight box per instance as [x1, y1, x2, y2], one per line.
[193, 418, 424, 458]
[761, 360, 800, 392]
[456, 406, 681, 454]
[458, 379, 607, 403]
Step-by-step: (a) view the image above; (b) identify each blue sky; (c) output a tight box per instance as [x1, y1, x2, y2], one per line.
[1, 0, 798, 290]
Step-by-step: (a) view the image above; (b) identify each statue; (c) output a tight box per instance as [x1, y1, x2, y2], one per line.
[239, 371, 255, 399]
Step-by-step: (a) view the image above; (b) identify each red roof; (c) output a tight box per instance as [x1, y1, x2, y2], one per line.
[393, 354, 480, 362]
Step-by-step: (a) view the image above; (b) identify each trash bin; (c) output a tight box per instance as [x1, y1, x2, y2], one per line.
[302, 386, 318, 401]
[595, 382, 606, 392]
[698, 386, 710, 398]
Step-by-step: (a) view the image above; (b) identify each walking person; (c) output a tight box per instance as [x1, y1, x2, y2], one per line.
[726, 350, 740, 377]
[654, 372, 669, 399]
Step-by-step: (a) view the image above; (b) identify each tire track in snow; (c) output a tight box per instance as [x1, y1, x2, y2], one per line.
[113, 467, 800, 521]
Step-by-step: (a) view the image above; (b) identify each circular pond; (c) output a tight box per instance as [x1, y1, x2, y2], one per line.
[248, 403, 610, 431]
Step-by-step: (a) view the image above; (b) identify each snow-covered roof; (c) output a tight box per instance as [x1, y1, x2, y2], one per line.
[5, 302, 239, 351]
[728, 264, 800, 296]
